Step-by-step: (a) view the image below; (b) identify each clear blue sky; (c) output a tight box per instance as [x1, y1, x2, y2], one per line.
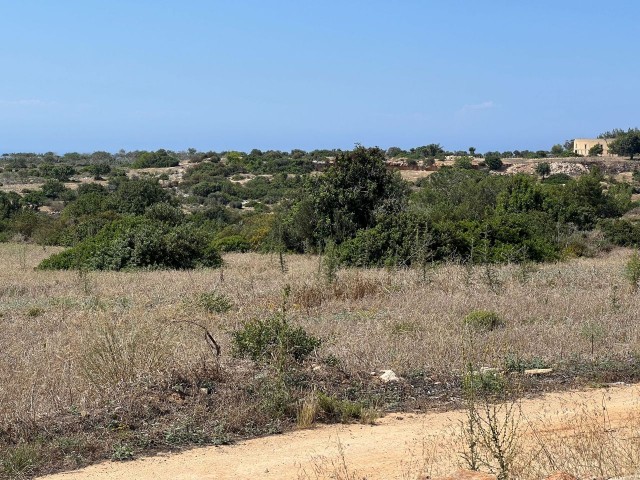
[1, 0, 638, 154]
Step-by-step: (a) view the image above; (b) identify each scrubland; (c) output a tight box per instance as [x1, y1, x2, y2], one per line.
[2, 243, 640, 478]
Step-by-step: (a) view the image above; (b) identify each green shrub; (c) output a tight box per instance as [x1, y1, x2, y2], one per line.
[316, 392, 369, 423]
[212, 234, 252, 252]
[454, 156, 474, 169]
[464, 310, 504, 331]
[462, 369, 506, 395]
[1, 444, 41, 478]
[484, 155, 503, 171]
[625, 251, 640, 291]
[111, 443, 134, 461]
[131, 149, 179, 169]
[38, 217, 222, 271]
[197, 292, 233, 313]
[503, 354, 549, 373]
[231, 313, 321, 363]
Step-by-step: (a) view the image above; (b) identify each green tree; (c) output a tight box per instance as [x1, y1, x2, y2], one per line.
[608, 129, 640, 160]
[550, 144, 564, 156]
[107, 178, 171, 215]
[484, 153, 503, 171]
[588, 143, 604, 156]
[455, 156, 474, 170]
[469, 147, 476, 156]
[535, 162, 551, 178]
[131, 149, 179, 168]
[386, 146, 405, 158]
[285, 146, 409, 248]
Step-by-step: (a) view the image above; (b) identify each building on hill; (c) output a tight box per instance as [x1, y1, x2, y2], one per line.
[573, 138, 615, 156]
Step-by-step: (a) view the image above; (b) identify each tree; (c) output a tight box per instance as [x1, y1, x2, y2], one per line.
[386, 146, 405, 158]
[455, 156, 474, 170]
[484, 152, 503, 171]
[131, 149, 179, 169]
[550, 144, 564, 156]
[563, 139, 575, 152]
[469, 147, 476, 156]
[535, 162, 551, 179]
[588, 143, 604, 156]
[608, 129, 640, 160]
[85, 163, 111, 179]
[285, 146, 409, 247]
[599, 129, 625, 139]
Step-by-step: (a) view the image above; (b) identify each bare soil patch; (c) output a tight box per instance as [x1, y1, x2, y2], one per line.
[39, 384, 640, 480]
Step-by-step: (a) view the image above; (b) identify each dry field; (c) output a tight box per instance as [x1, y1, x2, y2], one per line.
[2, 243, 640, 477]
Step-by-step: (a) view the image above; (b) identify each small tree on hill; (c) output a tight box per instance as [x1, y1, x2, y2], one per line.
[550, 144, 564, 156]
[609, 129, 640, 160]
[588, 143, 604, 157]
[535, 162, 551, 179]
[484, 153, 503, 171]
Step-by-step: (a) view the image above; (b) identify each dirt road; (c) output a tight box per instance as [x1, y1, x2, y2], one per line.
[41, 384, 640, 480]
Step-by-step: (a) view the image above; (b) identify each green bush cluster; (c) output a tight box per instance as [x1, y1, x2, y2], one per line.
[197, 292, 233, 313]
[131, 149, 179, 169]
[280, 155, 633, 267]
[231, 313, 321, 364]
[38, 217, 222, 270]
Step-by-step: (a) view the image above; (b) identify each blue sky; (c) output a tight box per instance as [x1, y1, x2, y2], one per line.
[1, 0, 638, 154]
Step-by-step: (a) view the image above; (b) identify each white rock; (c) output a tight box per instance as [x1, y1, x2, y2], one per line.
[379, 369, 400, 383]
[524, 368, 553, 375]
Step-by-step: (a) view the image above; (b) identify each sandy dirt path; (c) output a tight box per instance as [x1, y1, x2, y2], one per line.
[41, 384, 640, 480]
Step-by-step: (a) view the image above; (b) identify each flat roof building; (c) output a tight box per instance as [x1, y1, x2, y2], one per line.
[574, 138, 614, 156]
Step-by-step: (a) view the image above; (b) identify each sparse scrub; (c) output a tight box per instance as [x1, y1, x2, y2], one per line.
[316, 392, 377, 424]
[196, 291, 233, 314]
[231, 312, 321, 364]
[624, 250, 640, 291]
[463, 369, 507, 396]
[1, 444, 41, 479]
[464, 310, 505, 332]
[111, 443, 134, 461]
[4, 246, 640, 477]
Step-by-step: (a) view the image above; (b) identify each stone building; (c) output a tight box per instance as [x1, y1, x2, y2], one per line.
[573, 138, 614, 156]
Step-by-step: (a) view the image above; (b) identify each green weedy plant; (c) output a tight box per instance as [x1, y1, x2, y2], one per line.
[462, 369, 506, 396]
[111, 443, 134, 461]
[197, 291, 233, 314]
[580, 321, 606, 355]
[464, 310, 505, 332]
[231, 312, 321, 365]
[322, 239, 340, 284]
[315, 392, 377, 424]
[624, 251, 640, 291]
[1, 444, 41, 478]
[231, 288, 320, 367]
[460, 364, 520, 480]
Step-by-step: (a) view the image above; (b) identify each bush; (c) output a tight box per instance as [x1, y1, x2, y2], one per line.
[38, 217, 222, 271]
[454, 156, 474, 169]
[131, 149, 179, 169]
[503, 354, 549, 373]
[541, 173, 571, 184]
[197, 292, 233, 313]
[211, 235, 252, 252]
[484, 155, 503, 171]
[462, 369, 506, 395]
[316, 392, 376, 424]
[464, 310, 504, 331]
[625, 251, 640, 291]
[231, 313, 321, 364]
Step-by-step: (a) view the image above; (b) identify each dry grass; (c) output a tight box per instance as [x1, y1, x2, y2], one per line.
[3, 245, 640, 426]
[3, 243, 640, 476]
